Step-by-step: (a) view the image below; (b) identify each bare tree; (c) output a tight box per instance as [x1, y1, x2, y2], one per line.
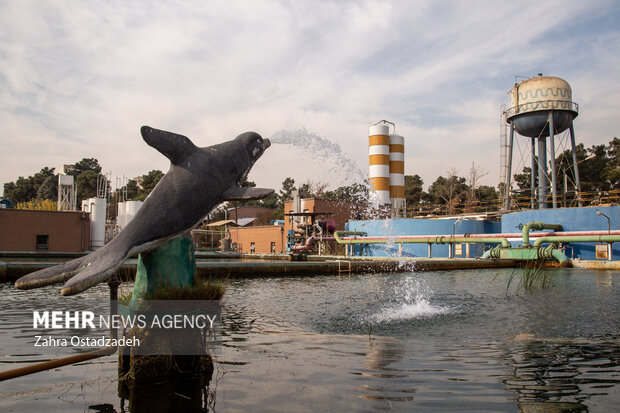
[428, 168, 466, 215]
[465, 162, 488, 212]
[300, 179, 329, 198]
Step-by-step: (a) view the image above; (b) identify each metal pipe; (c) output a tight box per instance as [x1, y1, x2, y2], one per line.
[551, 248, 569, 266]
[0, 276, 120, 382]
[482, 244, 569, 265]
[522, 222, 563, 247]
[291, 236, 336, 252]
[334, 232, 510, 248]
[504, 124, 515, 211]
[549, 112, 558, 208]
[334, 231, 367, 243]
[337, 231, 618, 242]
[531, 137, 536, 209]
[533, 234, 620, 247]
[538, 137, 548, 209]
[481, 246, 499, 260]
[0, 344, 116, 382]
[463, 230, 620, 239]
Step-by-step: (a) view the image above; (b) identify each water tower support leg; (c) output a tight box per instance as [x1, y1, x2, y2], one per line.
[504, 125, 514, 210]
[569, 124, 583, 207]
[538, 137, 548, 209]
[548, 112, 557, 208]
[530, 137, 536, 209]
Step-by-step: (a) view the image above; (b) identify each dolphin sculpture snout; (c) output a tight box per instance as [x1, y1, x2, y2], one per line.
[263, 138, 271, 149]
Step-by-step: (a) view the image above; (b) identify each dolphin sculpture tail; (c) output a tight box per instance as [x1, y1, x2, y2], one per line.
[15, 244, 127, 295]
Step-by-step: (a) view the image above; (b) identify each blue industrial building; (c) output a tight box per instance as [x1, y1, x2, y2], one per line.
[345, 205, 619, 261]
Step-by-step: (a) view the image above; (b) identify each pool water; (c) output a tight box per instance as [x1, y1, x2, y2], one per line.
[1, 268, 618, 412]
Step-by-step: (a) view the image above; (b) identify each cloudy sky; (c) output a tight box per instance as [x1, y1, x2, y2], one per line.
[1, 0, 619, 195]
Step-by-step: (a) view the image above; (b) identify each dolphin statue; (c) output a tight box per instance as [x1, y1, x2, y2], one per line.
[15, 126, 273, 296]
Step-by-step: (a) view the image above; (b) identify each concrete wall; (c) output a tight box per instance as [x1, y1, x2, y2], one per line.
[230, 225, 285, 254]
[0, 209, 90, 252]
[501, 205, 620, 260]
[345, 218, 501, 258]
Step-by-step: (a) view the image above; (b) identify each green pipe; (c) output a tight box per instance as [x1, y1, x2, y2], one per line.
[483, 235, 618, 265]
[532, 234, 620, 247]
[334, 232, 510, 248]
[522, 222, 563, 247]
[485, 244, 568, 265]
[551, 248, 569, 266]
[333, 231, 367, 244]
[481, 246, 501, 259]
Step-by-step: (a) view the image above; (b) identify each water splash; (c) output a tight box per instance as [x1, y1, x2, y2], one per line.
[269, 128, 366, 188]
[370, 278, 452, 323]
[269, 128, 394, 221]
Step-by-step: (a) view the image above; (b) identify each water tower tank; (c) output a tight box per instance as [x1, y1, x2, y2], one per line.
[506, 74, 578, 137]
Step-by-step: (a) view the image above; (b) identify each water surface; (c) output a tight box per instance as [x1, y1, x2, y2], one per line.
[0, 268, 618, 412]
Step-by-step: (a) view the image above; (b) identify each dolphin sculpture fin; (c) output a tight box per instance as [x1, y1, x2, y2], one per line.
[141, 125, 199, 164]
[223, 187, 274, 201]
[14, 254, 90, 290]
[59, 247, 129, 296]
[15, 244, 130, 295]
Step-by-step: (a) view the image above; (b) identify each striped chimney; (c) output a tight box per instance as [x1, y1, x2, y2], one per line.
[368, 124, 391, 205]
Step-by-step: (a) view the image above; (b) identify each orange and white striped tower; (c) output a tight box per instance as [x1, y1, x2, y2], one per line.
[368, 124, 391, 206]
[389, 133, 405, 216]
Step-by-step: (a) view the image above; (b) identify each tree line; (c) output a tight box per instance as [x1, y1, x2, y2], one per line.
[2, 159, 165, 208]
[511, 138, 619, 197]
[3, 158, 104, 205]
[4, 137, 617, 215]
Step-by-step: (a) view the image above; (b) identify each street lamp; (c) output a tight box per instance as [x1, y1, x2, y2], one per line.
[450, 216, 464, 258]
[596, 210, 611, 234]
[560, 154, 596, 207]
[596, 210, 612, 260]
[452, 216, 464, 238]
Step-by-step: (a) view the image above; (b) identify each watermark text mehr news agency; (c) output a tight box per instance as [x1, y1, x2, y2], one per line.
[33, 311, 218, 330]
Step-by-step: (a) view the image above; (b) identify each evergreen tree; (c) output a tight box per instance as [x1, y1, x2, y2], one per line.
[136, 170, 164, 201]
[404, 174, 424, 209]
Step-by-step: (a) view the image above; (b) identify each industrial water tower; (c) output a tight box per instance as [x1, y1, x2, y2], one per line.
[503, 74, 582, 210]
[368, 120, 406, 216]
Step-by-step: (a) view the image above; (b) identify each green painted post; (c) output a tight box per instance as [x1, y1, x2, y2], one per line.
[129, 234, 196, 308]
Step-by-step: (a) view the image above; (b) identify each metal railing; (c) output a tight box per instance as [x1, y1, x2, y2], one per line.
[504, 100, 579, 118]
[404, 189, 619, 217]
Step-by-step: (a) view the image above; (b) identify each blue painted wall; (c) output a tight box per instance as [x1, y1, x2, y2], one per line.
[344, 205, 619, 260]
[345, 218, 500, 258]
[501, 206, 620, 260]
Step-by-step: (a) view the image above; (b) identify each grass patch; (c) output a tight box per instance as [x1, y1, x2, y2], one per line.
[119, 278, 227, 304]
[506, 261, 552, 294]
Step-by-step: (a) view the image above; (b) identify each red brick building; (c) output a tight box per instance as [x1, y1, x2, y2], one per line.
[227, 206, 274, 225]
[0, 209, 90, 252]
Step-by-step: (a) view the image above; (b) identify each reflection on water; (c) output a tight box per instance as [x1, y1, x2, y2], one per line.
[0, 268, 618, 412]
[505, 336, 619, 412]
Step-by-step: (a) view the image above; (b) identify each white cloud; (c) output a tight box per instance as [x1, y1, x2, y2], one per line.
[1, 0, 618, 196]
